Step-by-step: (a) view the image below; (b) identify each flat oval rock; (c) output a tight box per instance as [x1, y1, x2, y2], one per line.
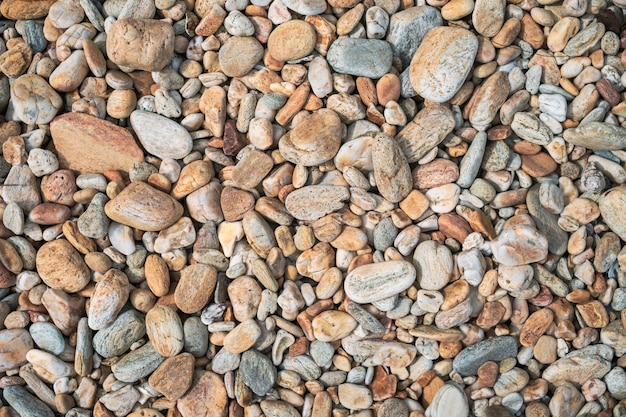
[93, 310, 146, 358]
[452, 336, 518, 376]
[149, 353, 195, 401]
[36, 239, 90, 293]
[410, 26, 478, 102]
[344, 260, 416, 304]
[599, 186, 626, 241]
[130, 110, 192, 160]
[105, 181, 184, 231]
[327, 38, 393, 79]
[563, 122, 626, 150]
[51, 112, 144, 174]
[285, 185, 350, 221]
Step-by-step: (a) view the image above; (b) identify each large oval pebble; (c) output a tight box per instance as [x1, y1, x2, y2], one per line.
[409, 26, 478, 102]
[285, 185, 350, 221]
[344, 260, 416, 304]
[130, 110, 192, 160]
[36, 239, 90, 293]
[105, 181, 184, 232]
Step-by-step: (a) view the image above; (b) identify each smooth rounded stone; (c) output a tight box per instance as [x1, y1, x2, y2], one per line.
[267, 20, 316, 61]
[452, 336, 518, 376]
[344, 260, 416, 304]
[93, 310, 145, 358]
[472, 0, 504, 37]
[260, 400, 300, 417]
[3, 385, 54, 417]
[327, 38, 393, 79]
[510, 112, 553, 145]
[338, 383, 373, 410]
[468, 71, 510, 130]
[312, 310, 357, 342]
[549, 382, 584, 417]
[0, 328, 33, 372]
[11, 74, 62, 125]
[563, 122, 626, 150]
[428, 384, 469, 417]
[219, 36, 264, 77]
[88, 269, 129, 331]
[599, 186, 626, 241]
[481, 140, 510, 172]
[600, 320, 626, 356]
[175, 264, 217, 314]
[310, 340, 335, 368]
[177, 370, 228, 417]
[50, 112, 143, 174]
[378, 398, 409, 417]
[107, 18, 175, 71]
[542, 346, 612, 386]
[211, 347, 240, 374]
[494, 367, 529, 396]
[396, 104, 455, 163]
[36, 239, 90, 293]
[386, 6, 442, 68]
[146, 305, 184, 357]
[112, 341, 166, 383]
[180, 317, 207, 358]
[154, 216, 196, 253]
[526, 184, 568, 256]
[75, 317, 93, 377]
[371, 132, 412, 203]
[285, 185, 350, 221]
[410, 26, 478, 103]
[278, 109, 342, 166]
[130, 110, 192, 160]
[605, 367, 626, 400]
[240, 349, 277, 396]
[373, 216, 398, 251]
[29, 321, 65, 355]
[228, 276, 262, 321]
[280, 0, 326, 14]
[0, 0, 55, 19]
[26, 350, 73, 384]
[223, 319, 262, 354]
[27, 149, 58, 177]
[413, 240, 453, 290]
[345, 301, 386, 334]
[457, 132, 487, 188]
[149, 353, 195, 401]
[281, 355, 322, 381]
[109, 222, 135, 255]
[105, 181, 183, 232]
[49, 50, 89, 92]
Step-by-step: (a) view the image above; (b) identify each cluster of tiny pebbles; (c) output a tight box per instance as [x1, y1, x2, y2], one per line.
[1, 0, 626, 416]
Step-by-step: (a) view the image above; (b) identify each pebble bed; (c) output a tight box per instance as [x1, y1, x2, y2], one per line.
[0, 0, 626, 417]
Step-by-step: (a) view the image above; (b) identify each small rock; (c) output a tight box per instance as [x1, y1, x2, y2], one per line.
[327, 38, 393, 79]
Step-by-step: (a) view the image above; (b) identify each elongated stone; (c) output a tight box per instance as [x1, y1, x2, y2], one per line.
[563, 122, 626, 150]
[112, 341, 166, 383]
[344, 260, 416, 304]
[452, 336, 518, 376]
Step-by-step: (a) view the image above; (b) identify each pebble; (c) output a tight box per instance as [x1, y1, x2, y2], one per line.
[542, 345, 613, 385]
[50, 112, 144, 174]
[0, 328, 33, 371]
[386, 6, 442, 68]
[218, 36, 264, 77]
[267, 20, 316, 61]
[410, 26, 478, 102]
[106, 18, 175, 71]
[285, 185, 350, 221]
[177, 371, 228, 417]
[35, 239, 90, 293]
[29, 321, 65, 355]
[428, 384, 469, 417]
[327, 38, 393, 79]
[130, 110, 193, 160]
[338, 383, 373, 410]
[453, 336, 518, 376]
[105, 181, 183, 232]
[279, 109, 342, 166]
[239, 349, 277, 396]
[344, 260, 416, 304]
[3, 385, 54, 417]
[149, 353, 195, 400]
[372, 132, 412, 203]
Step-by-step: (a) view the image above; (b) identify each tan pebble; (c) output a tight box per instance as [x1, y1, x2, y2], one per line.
[175, 264, 217, 314]
[520, 308, 554, 347]
[146, 305, 184, 357]
[36, 239, 90, 293]
[148, 353, 194, 401]
[312, 310, 357, 342]
[223, 318, 262, 354]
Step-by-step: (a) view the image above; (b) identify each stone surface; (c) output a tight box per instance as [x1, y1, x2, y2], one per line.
[130, 110, 193, 160]
[327, 38, 393, 79]
[453, 336, 518, 376]
[50, 112, 144, 174]
[410, 26, 478, 102]
[344, 260, 416, 303]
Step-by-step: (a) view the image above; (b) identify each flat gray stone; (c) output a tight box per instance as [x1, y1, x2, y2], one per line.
[327, 38, 393, 79]
[93, 309, 146, 358]
[526, 184, 568, 256]
[3, 386, 54, 417]
[452, 336, 518, 376]
[240, 349, 277, 396]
